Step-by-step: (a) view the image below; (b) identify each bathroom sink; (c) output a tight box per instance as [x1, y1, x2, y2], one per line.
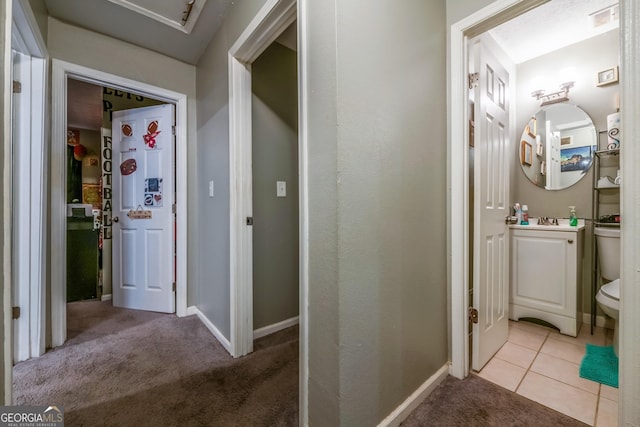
[508, 218, 585, 231]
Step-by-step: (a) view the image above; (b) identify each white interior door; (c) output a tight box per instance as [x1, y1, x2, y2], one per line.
[112, 104, 175, 313]
[471, 36, 511, 371]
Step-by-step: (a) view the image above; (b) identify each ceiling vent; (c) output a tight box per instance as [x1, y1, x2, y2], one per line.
[589, 3, 619, 29]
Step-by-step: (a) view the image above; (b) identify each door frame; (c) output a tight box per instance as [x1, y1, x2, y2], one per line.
[51, 59, 188, 347]
[449, 0, 640, 424]
[10, 0, 48, 363]
[228, 0, 297, 357]
[228, 0, 305, 420]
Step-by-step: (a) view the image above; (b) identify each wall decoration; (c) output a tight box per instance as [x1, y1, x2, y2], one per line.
[596, 66, 619, 87]
[67, 128, 80, 146]
[607, 112, 621, 149]
[120, 158, 137, 175]
[560, 145, 596, 172]
[82, 184, 101, 209]
[521, 140, 533, 166]
[526, 117, 536, 138]
[127, 206, 152, 219]
[144, 120, 161, 149]
[144, 177, 163, 207]
[560, 136, 573, 146]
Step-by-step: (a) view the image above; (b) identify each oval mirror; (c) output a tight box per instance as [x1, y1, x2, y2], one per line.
[519, 104, 597, 190]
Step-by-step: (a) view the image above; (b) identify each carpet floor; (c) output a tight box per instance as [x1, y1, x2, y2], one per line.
[15, 301, 589, 426]
[402, 374, 588, 427]
[13, 300, 298, 426]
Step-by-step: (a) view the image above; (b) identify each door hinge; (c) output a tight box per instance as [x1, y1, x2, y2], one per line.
[12, 80, 22, 94]
[246, 216, 253, 226]
[468, 72, 479, 89]
[12, 307, 20, 320]
[172, 203, 176, 214]
[468, 307, 479, 324]
[172, 125, 176, 135]
[172, 282, 176, 292]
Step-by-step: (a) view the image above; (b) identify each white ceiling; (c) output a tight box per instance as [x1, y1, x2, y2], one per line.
[489, 0, 619, 64]
[44, 0, 233, 64]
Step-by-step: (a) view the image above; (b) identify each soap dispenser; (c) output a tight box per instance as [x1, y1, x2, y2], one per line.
[569, 206, 578, 226]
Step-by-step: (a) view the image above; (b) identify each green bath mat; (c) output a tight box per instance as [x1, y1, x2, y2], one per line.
[579, 344, 618, 388]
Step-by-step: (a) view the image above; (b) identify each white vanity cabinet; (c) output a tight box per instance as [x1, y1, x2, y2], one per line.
[509, 222, 584, 337]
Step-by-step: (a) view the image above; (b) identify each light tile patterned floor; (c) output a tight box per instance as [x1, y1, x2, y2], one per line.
[477, 320, 618, 426]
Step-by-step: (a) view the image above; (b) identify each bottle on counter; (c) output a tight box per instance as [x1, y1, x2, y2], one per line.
[521, 205, 529, 225]
[569, 206, 578, 226]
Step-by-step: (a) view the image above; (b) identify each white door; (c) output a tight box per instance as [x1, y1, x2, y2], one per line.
[112, 104, 175, 313]
[12, 50, 29, 362]
[471, 36, 511, 371]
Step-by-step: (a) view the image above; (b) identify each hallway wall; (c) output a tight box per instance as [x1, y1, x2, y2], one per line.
[303, 0, 449, 424]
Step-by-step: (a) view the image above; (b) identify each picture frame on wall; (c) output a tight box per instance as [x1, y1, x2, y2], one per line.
[521, 140, 533, 166]
[526, 117, 536, 138]
[596, 66, 619, 87]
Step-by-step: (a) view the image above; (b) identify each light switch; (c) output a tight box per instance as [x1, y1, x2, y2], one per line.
[277, 181, 286, 197]
[209, 180, 215, 197]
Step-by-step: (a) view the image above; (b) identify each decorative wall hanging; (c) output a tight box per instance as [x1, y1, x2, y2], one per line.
[144, 177, 163, 207]
[120, 158, 137, 175]
[67, 128, 80, 146]
[127, 205, 152, 219]
[144, 120, 161, 149]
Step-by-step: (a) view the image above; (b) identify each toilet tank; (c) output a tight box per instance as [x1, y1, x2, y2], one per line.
[594, 227, 620, 281]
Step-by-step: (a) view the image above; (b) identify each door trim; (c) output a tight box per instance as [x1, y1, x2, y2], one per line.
[51, 59, 188, 347]
[228, 0, 296, 357]
[448, 0, 555, 380]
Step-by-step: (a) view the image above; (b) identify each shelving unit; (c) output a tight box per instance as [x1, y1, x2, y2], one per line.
[591, 130, 620, 332]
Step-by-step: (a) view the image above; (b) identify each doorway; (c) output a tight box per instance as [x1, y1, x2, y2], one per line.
[64, 79, 171, 313]
[50, 60, 189, 348]
[450, 0, 624, 424]
[251, 26, 300, 340]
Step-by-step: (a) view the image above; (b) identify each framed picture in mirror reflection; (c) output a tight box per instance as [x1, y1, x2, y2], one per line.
[521, 140, 533, 166]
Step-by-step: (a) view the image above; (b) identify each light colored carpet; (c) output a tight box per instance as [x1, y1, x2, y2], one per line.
[13, 300, 298, 426]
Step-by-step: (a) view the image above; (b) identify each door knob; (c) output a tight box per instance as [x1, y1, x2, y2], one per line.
[113, 216, 119, 223]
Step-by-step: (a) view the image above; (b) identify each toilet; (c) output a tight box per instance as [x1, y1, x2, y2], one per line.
[594, 227, 620, 355]
[596, 279, 620, 355]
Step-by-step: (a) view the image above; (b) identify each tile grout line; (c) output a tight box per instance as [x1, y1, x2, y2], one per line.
[513, 329, 550, 393]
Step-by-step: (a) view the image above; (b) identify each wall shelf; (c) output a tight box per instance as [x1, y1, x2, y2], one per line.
[591, 135, 620, 333]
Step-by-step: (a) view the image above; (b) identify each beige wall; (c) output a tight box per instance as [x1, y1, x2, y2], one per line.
[304, 0, 449, 424]
[251, 42, 299, 330]
[195, 0, 271, 338]
[27, 0, 47, 45]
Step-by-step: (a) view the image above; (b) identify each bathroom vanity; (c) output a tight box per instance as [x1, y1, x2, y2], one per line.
[509, 219, 585, 336]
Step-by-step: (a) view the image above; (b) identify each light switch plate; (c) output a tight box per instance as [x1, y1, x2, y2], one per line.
[277, 181, 286, 197]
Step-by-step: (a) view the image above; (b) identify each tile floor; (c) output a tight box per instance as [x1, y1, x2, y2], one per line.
[477, 320, 618, 426]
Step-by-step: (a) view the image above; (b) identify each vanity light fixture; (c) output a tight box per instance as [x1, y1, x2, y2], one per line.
[531, 82, 575, 106]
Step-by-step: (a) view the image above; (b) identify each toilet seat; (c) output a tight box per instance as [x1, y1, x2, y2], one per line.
[601, 279, 620, 301]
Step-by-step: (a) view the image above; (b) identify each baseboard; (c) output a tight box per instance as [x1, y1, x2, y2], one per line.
[582, 313, 614, 329]
[186, 305, 232, 354]
[377, 363, 449, 427]
[100, 294, 112, 301]
[253, 316, 299, 339]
